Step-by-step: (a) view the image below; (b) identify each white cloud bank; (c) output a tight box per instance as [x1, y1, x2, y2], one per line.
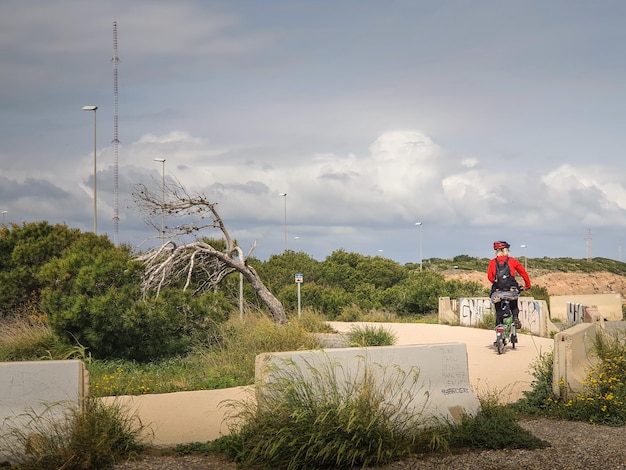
[5, 128, 618, 262]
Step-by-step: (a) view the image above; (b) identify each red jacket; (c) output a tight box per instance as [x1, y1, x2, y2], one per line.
[487, 256, 531, 289]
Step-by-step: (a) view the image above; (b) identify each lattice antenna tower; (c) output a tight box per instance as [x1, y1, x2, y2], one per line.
[585, 228, 592, 262]
[112, 22, 120, 246]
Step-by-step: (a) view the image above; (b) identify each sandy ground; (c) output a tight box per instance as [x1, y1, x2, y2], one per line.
[327, 322, 554, 402]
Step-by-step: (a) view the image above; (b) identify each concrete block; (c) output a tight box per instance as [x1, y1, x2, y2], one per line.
[438, 297, 458, 324]
[552, 323, 599, 398]
[101, 387, 254, 446]
[255, 344, 480, 425]
[0, 360, 88, 460]
[550, 294, 623, 321]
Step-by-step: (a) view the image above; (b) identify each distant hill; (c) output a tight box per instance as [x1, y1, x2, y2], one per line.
[443, 269, 626, 299]
[428, 256, 626, 299]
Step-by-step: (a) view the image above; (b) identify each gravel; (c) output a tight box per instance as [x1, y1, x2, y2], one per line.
[113, 418, 626, 469]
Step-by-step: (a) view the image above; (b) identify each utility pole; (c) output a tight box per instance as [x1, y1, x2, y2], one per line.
[585, 228, 592, 262]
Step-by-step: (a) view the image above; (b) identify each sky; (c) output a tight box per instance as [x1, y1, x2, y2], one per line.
[2, 0, 626, 264]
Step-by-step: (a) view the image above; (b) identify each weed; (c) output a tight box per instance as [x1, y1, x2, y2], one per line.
[476, 312, 496, 330]
[346, 324, 397, 347]
[514, 352, 555, 415]
[0, 399, 148, 469]
[445, 393, 548, 450]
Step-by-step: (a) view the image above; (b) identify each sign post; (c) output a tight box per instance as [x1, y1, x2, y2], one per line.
[295, 273, 303, 317]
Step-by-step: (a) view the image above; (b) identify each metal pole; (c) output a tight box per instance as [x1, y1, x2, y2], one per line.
[1, 211, 6, 225]
[520, 244, 527, 270]
[93, 109, 97, 234]
[82, 106, 98, 234]
[279, 193, 287, 251]
[415, 222, 423, 271]
[297, 282, 301, 317]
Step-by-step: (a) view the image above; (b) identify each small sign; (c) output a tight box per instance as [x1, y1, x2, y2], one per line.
[295, 273, 303, 284]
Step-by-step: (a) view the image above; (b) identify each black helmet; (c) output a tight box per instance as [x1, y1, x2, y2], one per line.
[493, 241, 510, 250]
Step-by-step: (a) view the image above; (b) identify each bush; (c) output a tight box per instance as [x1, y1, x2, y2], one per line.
[446, 393, 548, 450]
[557, 331, 626, 425]
[517, 331, 626, 426]
[514, 352, 555, 415]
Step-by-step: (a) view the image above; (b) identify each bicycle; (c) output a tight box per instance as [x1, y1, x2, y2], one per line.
[490, 287, 523, 354]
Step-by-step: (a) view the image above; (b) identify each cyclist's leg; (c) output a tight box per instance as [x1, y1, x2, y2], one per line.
[511, 299, 522, 328]
[494, 301, 504, 325]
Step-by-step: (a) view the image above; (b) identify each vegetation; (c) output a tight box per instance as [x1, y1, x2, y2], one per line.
[345, 324, 397, 347]
[516, 330, 626, 426]
[207, 362, 547, 469]
[2, 222, 626, 466]
[0, 399, 147, 470]
[218, 358, 424, 469]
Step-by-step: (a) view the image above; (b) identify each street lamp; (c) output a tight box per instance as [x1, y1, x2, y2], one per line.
[154, 158, 166, 245]
[520, 244, 528, 271]
[82, 105, 98, 234]
[279, 193, 287, 251]
[415, 222, 423, 271]
[1, 211, 7, 225]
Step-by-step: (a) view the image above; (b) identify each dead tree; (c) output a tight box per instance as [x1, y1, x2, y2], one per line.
[133, 179, 287, 324]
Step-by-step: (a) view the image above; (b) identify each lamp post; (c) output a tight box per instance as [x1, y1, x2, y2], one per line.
[415, 222, 423, 271]
[279, 193, 287, 251]
[1, 211, 6, 225]
[520, 244, 528, 271]
[82, 105, 98, 234]
[154, 158, 166, 245]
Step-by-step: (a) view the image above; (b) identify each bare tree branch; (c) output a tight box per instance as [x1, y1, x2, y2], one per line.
[133, 180, 287, 324]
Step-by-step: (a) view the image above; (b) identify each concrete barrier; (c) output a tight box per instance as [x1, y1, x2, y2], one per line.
[255, 344, 480, 425]
[438, 297, 457, 324]
[550, 293, 623, 321]
[552, 323, 600, 398]
[100, 387, 253, 446]
[447, 296, 560, 338]
[0, 360, 88, 460]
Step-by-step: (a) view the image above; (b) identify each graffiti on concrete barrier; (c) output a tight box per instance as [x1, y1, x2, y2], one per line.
[459, 298, 492, 326]
[456, 297, 545, 336]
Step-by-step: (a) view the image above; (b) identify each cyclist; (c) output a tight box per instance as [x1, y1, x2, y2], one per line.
[487, 241, 531, 328]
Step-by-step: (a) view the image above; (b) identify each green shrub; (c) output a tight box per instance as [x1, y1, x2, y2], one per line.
[557, 331, 626, 425]
[514, 352, 555, 415]
[446, 393, 548, 450]
[517, 331, 626, 426]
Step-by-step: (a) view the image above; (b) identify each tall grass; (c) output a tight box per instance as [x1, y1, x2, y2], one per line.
[219, 356, 425, 469]
[0, 398, 148, 470]
[346, 324, 397, 347]
[208, 359, 551, 469]
[0, 315, 84, 362]
[87, 312, 325, 396]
